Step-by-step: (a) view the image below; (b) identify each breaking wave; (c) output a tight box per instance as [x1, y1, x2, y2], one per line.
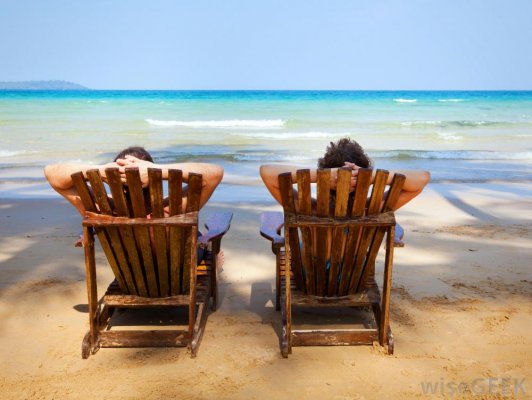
[0, 150, 24, 158]
[400, 120, 509, 128]
[145, 119, 285, 128]
[370, 150, 532, 160]
[394, 98, 417, 103]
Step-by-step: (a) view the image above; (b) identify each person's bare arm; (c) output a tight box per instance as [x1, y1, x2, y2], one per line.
[261, 163, 429, 210]
[260, 165, 318, 206]
[169, 162, 224, 209]
[385, 169, 430, 210]
[44, 162, 117, 215]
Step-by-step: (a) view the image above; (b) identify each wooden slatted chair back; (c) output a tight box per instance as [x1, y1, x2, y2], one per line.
[279, 168, 405, 297]
[71, 167, 203, 297]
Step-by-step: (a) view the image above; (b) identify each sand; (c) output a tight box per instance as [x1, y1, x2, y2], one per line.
[0, 182, 531, 399]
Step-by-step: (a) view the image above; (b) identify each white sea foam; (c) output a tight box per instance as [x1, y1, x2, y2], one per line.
[371, 150, 532, 160]
[230, 131, 338, 139]
[400, 120, 505, 128]
[145, 119, 285, 128]
[0, 150, 23, 158]
[437, 132, 463, 141]
[401, 120, 441, 126]
[234, 153, 314, 162]
[394, 98, 417, 103]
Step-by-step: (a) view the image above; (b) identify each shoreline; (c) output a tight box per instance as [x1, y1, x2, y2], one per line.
[1, 181, 531, 398]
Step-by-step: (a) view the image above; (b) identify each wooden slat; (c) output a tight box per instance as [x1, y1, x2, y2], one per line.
[168, 169, 183, 215]
[186, 173, 202, 213]
[83, 212, 198, 227]
[168, 170, 184, 295]
[182, 174, 202, 294]
[73, 170, 130, 294]
[353, 174, 407, 291]
[297, 169, 314, 294]
[99, 330, 190, 347]
[382, 173, 406, 212]
[85, 169, 134, 294]
[351, 168, 373, 217]
[105, 168, 130, 216]
[279, 172, 296, 213]
[356, 226, 387, 291]
[328, 168, 351, 296]
[96, 169, 142, 296]
[284, 212, 396, 228]
[349, 170, 389, 293]
[333, 168, 352, 218]
[169, 227, 184, 295]
[149, 168, 169, 296]
[148, 168, 165, 217]
[368, 169, 389, 214]
[85, 170, 113, 214]
[279, 172, 304, 291]
[339, 168, 373, 295]
[291, 329, 377, 346]
[296, 169, 312, 214]
[70, 171, 97, 212]
[291, 286, 380, 306]
[104, 294, 189, 307]
[125, 168, 156, 297]
[182, 230, 193, 294]
[315, 169, 331, 296]
[356, 170, 391, 291]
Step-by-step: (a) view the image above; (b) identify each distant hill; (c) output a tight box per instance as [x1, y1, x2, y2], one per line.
[0, 80, 89, 90]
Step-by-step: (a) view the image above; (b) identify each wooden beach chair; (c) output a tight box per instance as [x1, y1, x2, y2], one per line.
[71, 167, 231, 358]
[260, 168, 405, 357]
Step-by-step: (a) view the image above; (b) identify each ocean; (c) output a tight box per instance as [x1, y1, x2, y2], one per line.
[0, 90, 531, 200]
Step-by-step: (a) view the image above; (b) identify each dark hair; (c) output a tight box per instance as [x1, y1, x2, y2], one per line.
[317, 137, 372, 169]
[113, 146, 153, 162]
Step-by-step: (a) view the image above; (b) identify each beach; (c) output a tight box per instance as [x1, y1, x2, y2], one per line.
[1, 181, 531, 399]
[0, 90, 531, 398]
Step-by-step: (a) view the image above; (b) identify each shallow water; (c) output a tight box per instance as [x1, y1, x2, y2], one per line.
[1, 90, 531, 199]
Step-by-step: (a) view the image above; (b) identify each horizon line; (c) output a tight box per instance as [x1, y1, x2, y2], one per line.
[2, 88, 532, 92]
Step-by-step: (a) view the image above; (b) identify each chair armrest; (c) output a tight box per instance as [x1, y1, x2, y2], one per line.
[198, 212, 233, 247]
[394, 223, 405, 247]
[260, 212, 285, 250]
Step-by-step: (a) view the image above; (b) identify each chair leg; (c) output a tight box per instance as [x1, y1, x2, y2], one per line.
[280, 290, 289, 358]
[82, 226, 100, 359]
[387, 326, 394, 355]
[81, 331, 101, 359]
[379, 227, 395, 353]
[190, 301, 209, 358]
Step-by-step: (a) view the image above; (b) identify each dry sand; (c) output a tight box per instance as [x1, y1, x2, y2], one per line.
[0, 182, 531, 399]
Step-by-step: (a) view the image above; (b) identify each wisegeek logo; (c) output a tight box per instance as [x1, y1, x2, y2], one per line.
[420, 378, 526, 397]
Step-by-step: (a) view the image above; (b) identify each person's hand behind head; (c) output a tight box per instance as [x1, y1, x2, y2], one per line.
[115, 155, 154, 187]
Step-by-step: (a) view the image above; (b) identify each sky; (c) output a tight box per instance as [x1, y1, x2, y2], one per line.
[1, 0, 531, 90]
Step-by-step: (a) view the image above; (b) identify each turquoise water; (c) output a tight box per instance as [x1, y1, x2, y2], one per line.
[1, 90, 531, 198]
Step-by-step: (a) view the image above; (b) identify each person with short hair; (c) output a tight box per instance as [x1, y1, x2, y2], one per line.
[260, 137, 429, 212]
[260, 137, 430, 245]
[44, 146, 224, 216]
